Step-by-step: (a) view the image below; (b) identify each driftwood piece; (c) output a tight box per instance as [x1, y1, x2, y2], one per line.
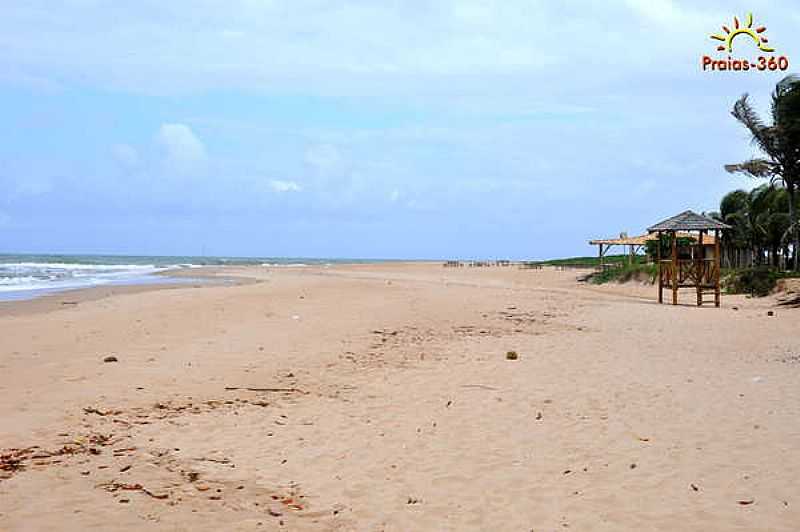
[97, 481, 169, 499]
[460, 384, 499, 391]
[224, 387, 305, 394]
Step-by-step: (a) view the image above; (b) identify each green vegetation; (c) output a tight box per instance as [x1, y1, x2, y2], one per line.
[587, 263, 657, 285]
[535, 254, 644, 267]
[723, 267, 777, 297]
[711, 185, 790, 267]
[723, 267, 800, 297]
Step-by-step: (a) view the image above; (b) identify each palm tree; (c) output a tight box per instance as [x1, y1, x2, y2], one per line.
[750, 185, 791, 267]
[713, 186, 791, 267]
[725, 75, 800, 271]
[715, 189, 753, 267]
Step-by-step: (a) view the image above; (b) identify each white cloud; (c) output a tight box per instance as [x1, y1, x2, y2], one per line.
[0, 0, 787, 104]
[13, 176, 52, 198]
[624, 0, 683, 24]
[220, 29, 246, 39]
[155, 123, 208, 175]
[304, 144, 343, 176]
[634, 178, 658, 197]
[112, 143, 139, 169]
[0, 2, 600, 93]
[269, 179, 302, 193]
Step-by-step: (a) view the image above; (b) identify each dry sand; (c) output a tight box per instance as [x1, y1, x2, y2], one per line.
[1, 262, 799, 531]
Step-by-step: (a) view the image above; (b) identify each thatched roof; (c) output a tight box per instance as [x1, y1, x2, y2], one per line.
[647, 210, 730, 232]
[589, 234, 652, 246]
[589, 232, 717, 246]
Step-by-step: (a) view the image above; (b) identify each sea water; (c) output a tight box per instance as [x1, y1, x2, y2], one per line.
[0, 254, 353, 302]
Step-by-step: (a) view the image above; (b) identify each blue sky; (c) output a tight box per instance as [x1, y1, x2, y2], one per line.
[1, 0, 798, 259]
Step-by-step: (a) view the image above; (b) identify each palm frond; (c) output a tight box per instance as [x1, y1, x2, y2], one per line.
[732, 94, 775, 155]
[781, 219, 800, 246]
[724, 158, 777, 178]
[772, 74, 800, 118]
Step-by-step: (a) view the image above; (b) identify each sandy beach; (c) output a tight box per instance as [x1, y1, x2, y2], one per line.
[1, 262, 799, 531]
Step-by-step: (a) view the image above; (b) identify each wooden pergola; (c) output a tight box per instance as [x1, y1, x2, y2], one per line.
[588, 233, 648, 269]
[647, 210, 731, 307]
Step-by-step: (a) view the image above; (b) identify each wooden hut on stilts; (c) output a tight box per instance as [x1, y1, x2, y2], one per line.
[647, 210, 731, 307]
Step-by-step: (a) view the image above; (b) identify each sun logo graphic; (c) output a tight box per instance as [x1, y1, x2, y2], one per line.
[710, 13, 773, 53]
[701, 12, 788, 73]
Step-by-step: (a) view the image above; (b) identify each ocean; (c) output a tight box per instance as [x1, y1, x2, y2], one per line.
[0, 254, 358, 302]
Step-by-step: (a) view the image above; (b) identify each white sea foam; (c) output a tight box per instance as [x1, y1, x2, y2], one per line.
[0, 262, 162, 272]
[0, 255, 354, 301]
[260, 262, 309, 267]
[0, 262, 172, 297]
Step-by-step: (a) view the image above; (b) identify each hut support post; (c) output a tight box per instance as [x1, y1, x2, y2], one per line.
[697, 231, 704, 306]
[671, 230, 678, 305]
[657, 231, 663, 304]
[714, 229, 721, 307]
[598, 244, 604, 271]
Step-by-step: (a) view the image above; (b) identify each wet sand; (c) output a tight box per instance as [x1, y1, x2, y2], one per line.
[1, 262, 798, 531]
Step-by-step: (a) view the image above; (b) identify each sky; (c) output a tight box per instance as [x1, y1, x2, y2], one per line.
[1, 0, 799, 260]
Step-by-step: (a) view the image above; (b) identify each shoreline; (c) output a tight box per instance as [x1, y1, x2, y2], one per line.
[0, 262, 441, 317]
[0, 267, 259, 317]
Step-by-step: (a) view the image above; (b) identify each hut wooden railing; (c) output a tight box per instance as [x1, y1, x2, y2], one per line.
[697, 259, 719, 287]
[659, 259, 718, 288]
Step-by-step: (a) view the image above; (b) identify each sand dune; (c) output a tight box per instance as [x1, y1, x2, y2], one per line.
[1, 263, 798, 530]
